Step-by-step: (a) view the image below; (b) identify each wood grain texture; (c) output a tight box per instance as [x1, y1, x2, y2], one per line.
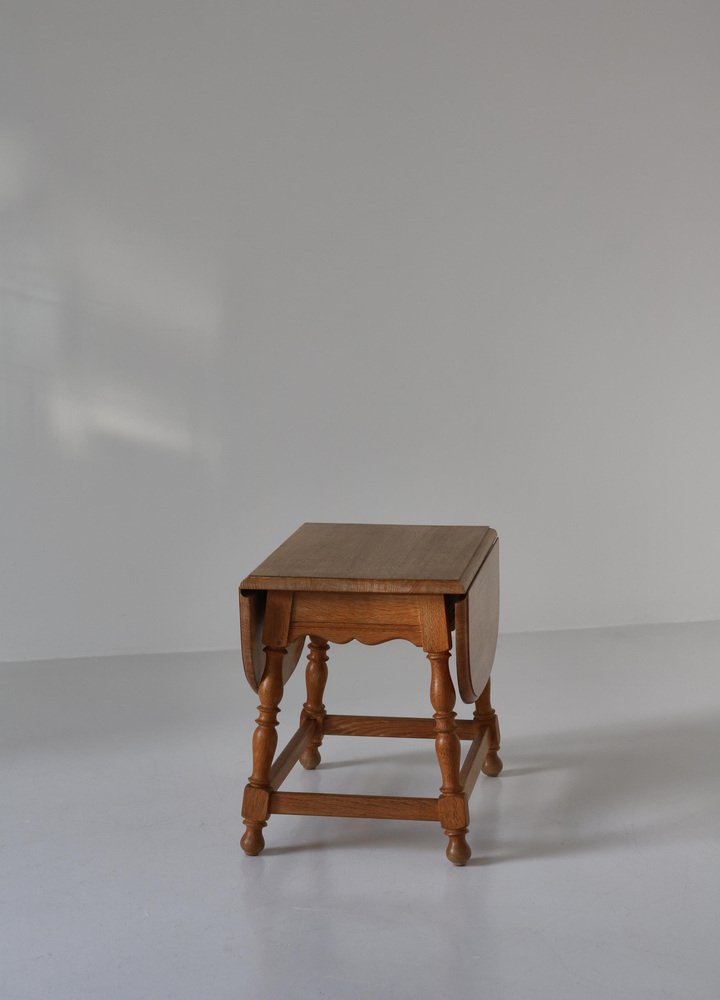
[428, 649, 472, 865]
[458, 727, 492, 800]
[270, 791, 439, 821]
[323, 715, 479, 740]
[238, 521, 503, 863]
[455, 537, 500, 703]
[292, 591, 421, 626]
[269, 719, 315, 790]
[298, 638, 329, 770]
[239, 589, 304, 692]
[261, 591, 294, 646]
[241, 523, 496, 594]
[240, 644, 286, 856]
[288, 591, 423, 645]
[417, 595, 452, 653]
[474, 678, 503, 777]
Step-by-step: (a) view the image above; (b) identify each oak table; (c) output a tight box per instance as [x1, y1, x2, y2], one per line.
[238, 523, 502, 865]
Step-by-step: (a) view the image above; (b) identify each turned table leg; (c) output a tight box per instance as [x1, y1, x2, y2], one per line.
[474, 678, 503, 777]
[429, 650, 471, 866]
[240, 645, 286, 855]
[298, 637, 329, 770]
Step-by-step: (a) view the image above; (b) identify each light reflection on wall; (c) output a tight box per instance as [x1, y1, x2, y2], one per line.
[1, 132, 221, 466]
[1, 113, 228, 659]
[48, 390, 195, 455]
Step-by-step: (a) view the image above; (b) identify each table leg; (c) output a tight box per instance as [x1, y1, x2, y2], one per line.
[299, 637, 329, 770]
[429, 650, 471, 866]
[240, 645, 286, 855]
[474, 678, 503, 777]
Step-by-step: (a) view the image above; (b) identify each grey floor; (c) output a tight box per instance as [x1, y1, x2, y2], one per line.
[2, 621, 720, 1000]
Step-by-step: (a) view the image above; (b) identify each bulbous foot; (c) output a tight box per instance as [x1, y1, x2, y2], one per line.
[482, 750, 503, 777]
[299, 745, 321, 770]
[240, 822, 266, 856]
[446, 833, 472, 866]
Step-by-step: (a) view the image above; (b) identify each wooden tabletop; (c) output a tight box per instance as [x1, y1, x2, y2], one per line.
[241, 523, 497, 595]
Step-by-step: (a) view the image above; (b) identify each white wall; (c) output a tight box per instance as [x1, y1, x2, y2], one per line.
[2, 1, 720, 661]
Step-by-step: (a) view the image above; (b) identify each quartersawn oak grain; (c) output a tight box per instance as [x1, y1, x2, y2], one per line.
[239, 522, 503, 865]
[241, 522, 496, 594]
